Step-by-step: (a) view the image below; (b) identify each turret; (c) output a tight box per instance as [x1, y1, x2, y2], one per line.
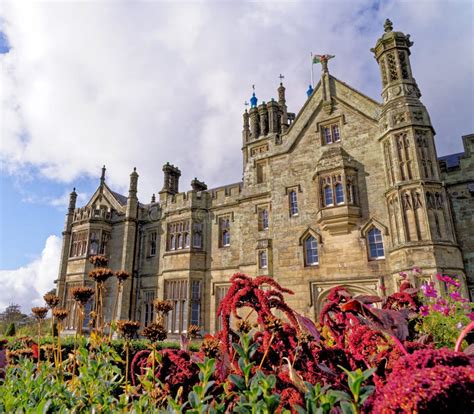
[242, 109, 250, 143]
[258, 102, 268, 137]
[126, 167, 138, 218]
[56, 187, 77, 300]
[266, 99, 279, 134]
[278, 82, 288, 133]
[161, 162, 181, 195]
[374, 19, 464, 291]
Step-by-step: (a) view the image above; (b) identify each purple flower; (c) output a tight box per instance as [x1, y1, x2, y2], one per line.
[456, 322, 464, 329]
[420, 305, 429, 316]
[421, 283, 438, 298]
[449, 291, 466, 303]
[468, 312, 474, 321]
[399, 272, 408, 279]
[412, 266, 421, 274]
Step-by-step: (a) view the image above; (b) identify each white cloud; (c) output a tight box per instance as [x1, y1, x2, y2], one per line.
[0, 235, 61, 312]
[0, 0, 472, 201]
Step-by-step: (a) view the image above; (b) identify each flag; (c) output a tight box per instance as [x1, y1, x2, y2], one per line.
[312, 54, 335, 65]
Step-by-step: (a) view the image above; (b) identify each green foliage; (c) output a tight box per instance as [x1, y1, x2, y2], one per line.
[4, 322, 15, 337]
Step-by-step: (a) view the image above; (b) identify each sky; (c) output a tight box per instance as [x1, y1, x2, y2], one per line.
[0, 0, 472, 312]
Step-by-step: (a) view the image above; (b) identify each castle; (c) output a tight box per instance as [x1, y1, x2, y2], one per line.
[56, 20, 474, 334]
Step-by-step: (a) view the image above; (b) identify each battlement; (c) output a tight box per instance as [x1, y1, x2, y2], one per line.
[208, 182, 242, 205]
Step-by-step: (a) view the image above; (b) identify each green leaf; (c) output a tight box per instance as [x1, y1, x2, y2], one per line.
[229, 374, 246, 391]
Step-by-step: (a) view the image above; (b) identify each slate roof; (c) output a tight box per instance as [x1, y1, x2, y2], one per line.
[438, 152, 464, 169]
[110, 190, 128, 206]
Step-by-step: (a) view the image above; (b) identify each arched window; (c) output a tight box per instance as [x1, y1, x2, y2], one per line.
[177, 233, 183, 249]
[304, 236, 319, 266]
[367, 228, 384, 259]
[184, 233, 190, 248]
[335, 183, 344, 204]
[324, 186, 333, 207]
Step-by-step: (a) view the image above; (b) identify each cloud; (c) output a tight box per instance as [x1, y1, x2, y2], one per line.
[0, 235, 61, 312]
[0, 1, 472, 202]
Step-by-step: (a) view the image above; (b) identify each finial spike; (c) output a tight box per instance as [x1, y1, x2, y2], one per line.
[384, 18, 393, 33]
[100, 165, 106, 184]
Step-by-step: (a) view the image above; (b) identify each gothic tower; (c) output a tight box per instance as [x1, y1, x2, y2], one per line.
[373, 19, 466, 290]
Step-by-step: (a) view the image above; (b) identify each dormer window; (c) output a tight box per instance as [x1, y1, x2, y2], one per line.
[323, 124, 341, 145]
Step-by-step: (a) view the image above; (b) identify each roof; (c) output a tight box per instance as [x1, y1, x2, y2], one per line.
[438, 152, 464, 169]
[110, 190, 128, 206]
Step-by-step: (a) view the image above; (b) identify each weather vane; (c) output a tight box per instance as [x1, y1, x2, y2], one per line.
[244, 101, 249, 107]
[279, 74, 285, 82]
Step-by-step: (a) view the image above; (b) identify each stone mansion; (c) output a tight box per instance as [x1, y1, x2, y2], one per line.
[57, 20, 474, 334]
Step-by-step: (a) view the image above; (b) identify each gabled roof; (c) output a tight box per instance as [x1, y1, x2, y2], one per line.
[85, 183, 127, 211]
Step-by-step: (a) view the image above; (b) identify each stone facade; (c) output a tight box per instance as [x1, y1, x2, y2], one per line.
[439, 134, 474, 298]
[57, 21, 472, 334]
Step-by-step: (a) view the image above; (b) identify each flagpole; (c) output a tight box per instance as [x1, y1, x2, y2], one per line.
[310, 53, 314, 88]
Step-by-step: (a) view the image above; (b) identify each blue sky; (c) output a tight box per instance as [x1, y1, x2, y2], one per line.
[0, 0, 472, 310]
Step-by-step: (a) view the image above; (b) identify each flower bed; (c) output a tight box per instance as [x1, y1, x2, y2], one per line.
[0, 270, 473, 413]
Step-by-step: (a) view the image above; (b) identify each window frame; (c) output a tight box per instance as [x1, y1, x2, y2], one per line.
[289, 190, 299, 216]
[367, 227, 385, 260]
[258, 250, 268, 269]
[219, 217, 231, 248]
[304, 235, 319, 266]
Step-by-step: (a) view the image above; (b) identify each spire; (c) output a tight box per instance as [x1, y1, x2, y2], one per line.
[100, 165, 106, 185]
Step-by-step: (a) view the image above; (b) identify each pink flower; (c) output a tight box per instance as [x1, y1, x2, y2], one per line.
[412, 266, 421, 274]
[421, 283, 438, 298]
[399, 272, 408, 279]
[420, 305, 429, 316]
[468, 312, 474, 321]
[449, 291, 466, 303]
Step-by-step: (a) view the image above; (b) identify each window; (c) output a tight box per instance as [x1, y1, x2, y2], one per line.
[215, 285, 230, 331]
[219, 217, 231, 247]
[304, 236, 319, 266]
[70, 230, 88, 258]
[335, 183, 344, 204]
[324, 186, 333, 206]
[322, 123, 341, 145]
[142, 290, 155, 327]
[256, 161, 267, 184]
[99, 232, 110, 255]
[192, 222, 203, 248]
[321, 174, 353, 208]
[259, 250, 268, 268]
[167, 221, 190, 251]
[89, 231, 99, 255]
[368, 228, 385, 259]
[258, 208, 269, 231]
[164, 280, 189, 334]
[149, 232, 157, 256]
[289, 190, 298, 216]
[191, 280, 201, 326]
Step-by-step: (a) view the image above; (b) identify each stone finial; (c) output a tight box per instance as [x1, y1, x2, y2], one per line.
[384, 18, 393, 33]
[100, 165, 106, 185]
[151, 193, 156, 203]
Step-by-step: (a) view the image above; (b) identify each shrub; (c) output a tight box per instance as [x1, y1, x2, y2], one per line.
[4, 323, 15, 337]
